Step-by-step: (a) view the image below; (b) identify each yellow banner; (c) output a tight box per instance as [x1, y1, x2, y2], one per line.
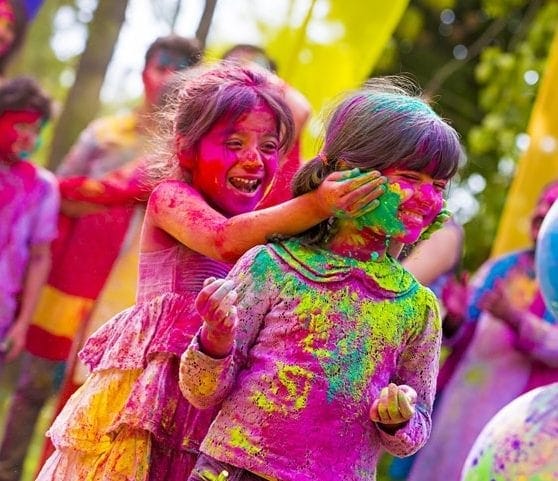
[492, 29, 558, 256]
[266, 0, 410, 158]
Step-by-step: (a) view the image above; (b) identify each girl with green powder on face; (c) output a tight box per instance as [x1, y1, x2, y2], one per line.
[179, 77, 463, 481]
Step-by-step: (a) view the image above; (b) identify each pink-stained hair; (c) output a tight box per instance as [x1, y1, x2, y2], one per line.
[148, 62, 295, 184]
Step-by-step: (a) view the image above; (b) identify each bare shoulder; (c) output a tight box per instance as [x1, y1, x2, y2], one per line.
[149, 180, 199, 206]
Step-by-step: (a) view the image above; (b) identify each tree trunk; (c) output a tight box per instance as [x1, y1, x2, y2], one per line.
[47, 0, 129, 170]
[169, 0, 181, 32]
[195, 0, 218, 48]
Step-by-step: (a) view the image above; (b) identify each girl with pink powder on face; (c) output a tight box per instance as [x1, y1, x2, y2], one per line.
[180, 77, 463, 481]
[36, 63, 386, 481]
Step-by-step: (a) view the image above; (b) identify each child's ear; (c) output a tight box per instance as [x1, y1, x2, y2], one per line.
[176, 136, 195, 169]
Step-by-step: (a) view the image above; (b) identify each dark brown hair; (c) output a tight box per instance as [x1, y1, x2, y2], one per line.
[221, 44, 277, 73]
[144, 34, 203, 70]
[0, 75, 51, 120]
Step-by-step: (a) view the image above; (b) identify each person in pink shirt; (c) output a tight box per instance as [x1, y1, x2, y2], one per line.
[0, 76, 58, 367]
[180, 77, 463, 481]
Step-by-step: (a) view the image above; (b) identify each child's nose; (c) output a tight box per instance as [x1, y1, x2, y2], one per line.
[240, 149, 264, 170]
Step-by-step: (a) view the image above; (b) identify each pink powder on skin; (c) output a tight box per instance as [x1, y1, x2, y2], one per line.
[190, 100, 280, 217]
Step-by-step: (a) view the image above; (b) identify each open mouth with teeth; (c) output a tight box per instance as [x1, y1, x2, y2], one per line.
[228, 176, 262, 194]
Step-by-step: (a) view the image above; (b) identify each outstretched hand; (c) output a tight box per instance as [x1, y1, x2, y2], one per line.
[370, 383, 417, 432]
[195, 277, 238, 358]
[315, 168, 386, 219]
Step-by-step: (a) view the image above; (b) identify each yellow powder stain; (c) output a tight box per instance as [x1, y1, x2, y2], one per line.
[360, 301, 402, 344]
[229, 426, 262, 456]
[197, 371, 221, 397]
[295, 292, 334, 356]
[250, 362, 314, 414]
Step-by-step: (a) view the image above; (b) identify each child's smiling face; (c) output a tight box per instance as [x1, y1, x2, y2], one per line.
[354, 168, 447, 244]
[385, 168, 447, 243]
[190, 100, 280, 217]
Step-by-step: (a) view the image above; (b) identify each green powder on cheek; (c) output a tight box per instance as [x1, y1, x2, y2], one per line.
[354, 186, 404, 235]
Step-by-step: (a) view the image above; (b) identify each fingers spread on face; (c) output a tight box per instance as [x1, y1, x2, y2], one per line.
[330, 171, 386, 217]
[341, 184, 385, 217]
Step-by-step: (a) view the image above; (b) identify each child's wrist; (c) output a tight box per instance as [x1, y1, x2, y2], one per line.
[305, 189, 330, 220]
[199, 325, 233, 359]
[375, 420, 408, 434]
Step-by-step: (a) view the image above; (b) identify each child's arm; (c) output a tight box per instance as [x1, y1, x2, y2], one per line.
[372, 292, 442, 457]
[180, 247, 276, 408]
[2, 242, 52, 361]
[147, 169, 385, 262]
[59, 160, 150, 206]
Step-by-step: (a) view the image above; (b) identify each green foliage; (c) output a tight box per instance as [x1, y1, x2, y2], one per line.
[8, 0, 87, 101]
[481, 0, 526, 17]
[462, 2, 557, 268]
[470, 4, 558, 158]
[419, 0, 457, 11]
[376, 0, 554, 271]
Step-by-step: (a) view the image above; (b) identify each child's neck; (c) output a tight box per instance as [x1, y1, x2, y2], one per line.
[327, 220, 389, 262]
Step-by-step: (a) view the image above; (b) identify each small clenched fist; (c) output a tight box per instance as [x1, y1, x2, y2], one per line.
[370, 383, 417, 426]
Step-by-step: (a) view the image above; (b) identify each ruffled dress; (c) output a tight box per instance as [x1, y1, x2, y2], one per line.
[36, 245, 231, 481]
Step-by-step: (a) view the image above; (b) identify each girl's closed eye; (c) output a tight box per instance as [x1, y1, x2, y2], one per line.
[225, 138, 243, 150]
[260, 139, 279, 154]
[395, 172, 421, 182]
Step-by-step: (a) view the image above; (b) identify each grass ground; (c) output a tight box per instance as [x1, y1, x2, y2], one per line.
[0, 361, 55, 481]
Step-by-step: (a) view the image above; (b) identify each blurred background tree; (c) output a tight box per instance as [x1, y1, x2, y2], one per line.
[374, 0, 557, 270]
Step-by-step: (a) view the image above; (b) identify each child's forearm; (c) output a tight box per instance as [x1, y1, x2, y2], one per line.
[59, 175, 149, 206]
[199, 324, 234, 359]
[216, 191, 330, 262]
[15, 244, 51, 327]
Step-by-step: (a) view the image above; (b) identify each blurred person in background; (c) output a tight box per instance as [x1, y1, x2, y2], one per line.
[408, 181, 558, 481]
[0, 76, 57, 375]
[0, 35, 202, 481]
